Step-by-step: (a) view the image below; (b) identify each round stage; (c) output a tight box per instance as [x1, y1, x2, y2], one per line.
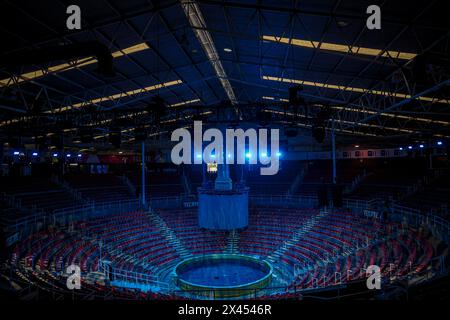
[174, 254, 273, 298]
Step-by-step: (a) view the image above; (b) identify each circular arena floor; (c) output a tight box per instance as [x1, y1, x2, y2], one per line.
[175, 254, 272, 297]
[7, 207, 449, 300]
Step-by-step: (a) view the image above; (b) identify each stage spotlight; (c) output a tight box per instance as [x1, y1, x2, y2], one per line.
[196, 154, 202, 159]
[245, 152, 252, 159]
[77, 154, 82, 158]
[261, 152, 267, 158]
[437, 141, 443, 146]
[53, 153, 58, 157]
[66, 154, 71, 158]
[13, 151, 19, 155]
[32, 152, 38, 157]
[276, 152, 282, 157]
[399, 147, 403, 151]
[408, 146, 413, 150]
[419, 144, 424, 148]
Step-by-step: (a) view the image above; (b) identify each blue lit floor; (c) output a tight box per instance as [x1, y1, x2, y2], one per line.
[110, 280, 163, 293]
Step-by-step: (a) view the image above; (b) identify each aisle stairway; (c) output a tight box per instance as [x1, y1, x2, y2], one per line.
[266, 209, 329, 263]
[288, 163, 309, 195]
[225, 230, 240, 254]
[85, 235, 156, 274]
[146, 210, 192, 260]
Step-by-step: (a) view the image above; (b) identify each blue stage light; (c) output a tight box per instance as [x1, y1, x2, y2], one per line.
[53, 153, 58, 157]
[66, 154, 71, 158]
[261, 152, 267, 158]
[245, 152, 252, 158]
[32, 152, 38, 156]
[399, 147, 403, 151]
[419, 144, 424, 148]
[437, 141, 443, 146]
[408, 146, 413, 150]
[276, 152, 282, 157]
[196, 154, 202, 159]
[77, 154, 82, 158]
[13, 151, 19, 155]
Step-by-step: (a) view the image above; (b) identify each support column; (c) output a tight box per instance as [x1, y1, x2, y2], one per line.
[141, 141, 146, 208]
[428, 142, 433, 170]
[0, 144, 3, 176]
[332, 119, 337, 185]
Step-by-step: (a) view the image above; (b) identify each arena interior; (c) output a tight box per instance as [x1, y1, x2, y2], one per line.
[0, 0, 450, 306]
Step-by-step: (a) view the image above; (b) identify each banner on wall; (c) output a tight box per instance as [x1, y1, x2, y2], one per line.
[363, 209, 380, 219]
[183, 201, 199, 208]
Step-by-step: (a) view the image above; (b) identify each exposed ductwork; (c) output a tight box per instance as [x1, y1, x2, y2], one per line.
[0, 41, 115, 77]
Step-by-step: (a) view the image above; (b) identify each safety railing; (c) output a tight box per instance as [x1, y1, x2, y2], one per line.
[3, 182, 449, 303]
[250, 194, 317, 208]
[391, 203, 450, 243]
[249, 194, 376, 214]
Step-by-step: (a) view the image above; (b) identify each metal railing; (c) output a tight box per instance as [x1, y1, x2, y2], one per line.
[3, 190, 450, 301]
[249, 194, 375, 214]
[391, 203, 450, 243]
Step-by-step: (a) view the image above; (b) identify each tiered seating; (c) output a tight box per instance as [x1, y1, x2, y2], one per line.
[296, 160, 364, 196]
[7, 206, 448, 300]
[287, 223, 436, 290]
[0, 199, 26, 222]
[401, 170, 450, 217]
[245, 163, 300, 195]
[349, 160, 426, 200]
[157, 208, 228, 254]
[0, 176, 78, 213]
[126, 166, 185, 198]
[239, 208, 317, 255]
[11, 212, 181, 280]
[65, 174, 135, 203]
[85, 211, 180, 267]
